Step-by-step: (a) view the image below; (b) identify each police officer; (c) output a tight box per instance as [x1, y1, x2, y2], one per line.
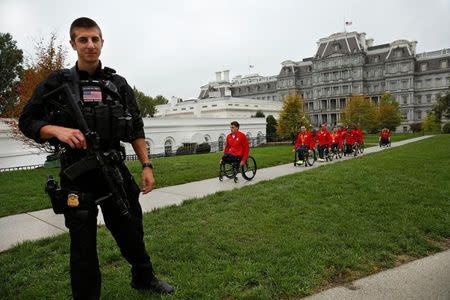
[19, 17, 173, 299]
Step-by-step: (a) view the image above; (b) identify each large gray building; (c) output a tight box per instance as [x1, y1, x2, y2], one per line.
[199, 31, 450, 131]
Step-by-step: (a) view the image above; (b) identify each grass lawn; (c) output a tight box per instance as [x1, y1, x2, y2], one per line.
[0, 135, 449, 299]
[0, 145, 292, 217]
[0, 133, 423, 217]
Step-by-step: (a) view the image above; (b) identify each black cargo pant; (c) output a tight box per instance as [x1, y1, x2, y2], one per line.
[63, 173, 154, 300]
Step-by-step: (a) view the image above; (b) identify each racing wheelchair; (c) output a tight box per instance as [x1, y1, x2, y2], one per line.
[219, 155, 257, 182]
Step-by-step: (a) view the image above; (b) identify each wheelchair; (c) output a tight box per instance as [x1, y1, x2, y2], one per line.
[294, 147, 315, 167]
[219, 155, 257, 182]
[379, 138, 391, 148]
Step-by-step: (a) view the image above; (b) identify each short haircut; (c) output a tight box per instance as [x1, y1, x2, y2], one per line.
[230, 121, 240, 128]
[70, 17, 102, 41]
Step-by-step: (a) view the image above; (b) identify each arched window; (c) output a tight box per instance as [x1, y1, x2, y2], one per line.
[164, 139, 173, 156]
[218, 135, 225, 151]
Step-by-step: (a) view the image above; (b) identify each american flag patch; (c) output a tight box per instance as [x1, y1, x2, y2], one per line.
[82, 86, 103, 102]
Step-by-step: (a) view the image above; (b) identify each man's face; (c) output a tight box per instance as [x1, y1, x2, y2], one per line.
[301, 127, 306, 133]
[70, 27, 103, 64]
[230, 125, 238, 134]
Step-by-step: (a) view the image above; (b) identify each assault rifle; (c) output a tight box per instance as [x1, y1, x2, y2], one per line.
[43, 83, 131, 217]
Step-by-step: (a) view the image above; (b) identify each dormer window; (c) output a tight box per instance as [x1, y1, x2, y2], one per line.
[396, 49, 402, 58]
[421, 63, 428, 71]
[333, 43, 340, 51]
[441, 60, 448, 69]
[373, 56, 379, 63]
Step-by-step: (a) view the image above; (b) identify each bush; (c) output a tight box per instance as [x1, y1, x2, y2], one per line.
[195, 142, 211, 154]
[442, 123, 450, 134]
[410, 123, 422, 133]
[176, 143, 196, 155]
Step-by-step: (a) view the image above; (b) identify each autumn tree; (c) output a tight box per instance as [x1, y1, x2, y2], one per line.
[376, 92, 401, 131]
[276, 93, 310, 141]
[0, 32, 24, 117]
[12, 33, 67, 117]
[340, 94, 377, 132]
[133, 87, 168, 117]
[5, 33, 68, 153]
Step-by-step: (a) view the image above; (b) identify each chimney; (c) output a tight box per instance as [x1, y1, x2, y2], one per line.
[223, 70, 230, 82]
[215, 71, 221, 81]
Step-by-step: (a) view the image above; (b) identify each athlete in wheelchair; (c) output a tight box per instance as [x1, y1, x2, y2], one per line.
[293, 126, 315, 167]
[219, 121, 257, 182]
[379, 128, 391, 147]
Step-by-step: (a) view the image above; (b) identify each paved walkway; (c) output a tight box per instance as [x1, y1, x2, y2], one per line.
[2, 135, 449, 299]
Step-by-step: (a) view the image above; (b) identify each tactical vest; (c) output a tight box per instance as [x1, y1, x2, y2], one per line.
[61, 67, 133, 142]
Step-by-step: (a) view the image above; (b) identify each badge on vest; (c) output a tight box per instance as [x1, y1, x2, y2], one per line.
[82, 86, 103, 102]
[67, 193, 80, 207]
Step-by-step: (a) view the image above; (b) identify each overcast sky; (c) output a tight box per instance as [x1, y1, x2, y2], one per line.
[1, 0, 449, 99]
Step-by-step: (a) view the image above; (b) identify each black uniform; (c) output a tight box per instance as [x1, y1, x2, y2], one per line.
[19, 62, 155, 299]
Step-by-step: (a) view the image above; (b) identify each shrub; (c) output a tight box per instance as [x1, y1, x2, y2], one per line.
[196, 142, 211, 154]
[176, 143, 196, 155]
[442, 123, 450, 134]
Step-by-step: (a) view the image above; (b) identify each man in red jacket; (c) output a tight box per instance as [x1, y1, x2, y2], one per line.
[293, 126, 312, 164]
[316, 123, 331, 162]
[221, 121, 249, 166]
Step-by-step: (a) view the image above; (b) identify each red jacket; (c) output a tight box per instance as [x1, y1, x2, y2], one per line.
[354, 128, 364, 143]
[330, 131, 343, 146]
[346, 131, 356, 145]
[380, 130, 390, 139]
[294, 131, 313, 150]
[316, 129, 331, 146]
[224, 130, 249, 162]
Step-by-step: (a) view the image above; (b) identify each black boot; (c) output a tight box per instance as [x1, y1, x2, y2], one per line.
[131, 276, 174, 294]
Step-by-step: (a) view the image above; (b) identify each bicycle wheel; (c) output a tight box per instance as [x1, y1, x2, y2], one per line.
[241, 156, 257, 180]
[305, 150, 315, 166]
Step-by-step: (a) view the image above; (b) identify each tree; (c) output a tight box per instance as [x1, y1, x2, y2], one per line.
[266, 115, 278, 142]
[5, 33, 68, 153]
[340, 94, 377, 132]
[376, 92, 401, 131]
[432, 92, 450, 123]
[0, 33, 24, 117]
[421, 112, 441, 133]
[276, 93, 310, 141]
[251, 110, 265, 118]
[12, 33, 67, 118]
[133, 88, 168, 117]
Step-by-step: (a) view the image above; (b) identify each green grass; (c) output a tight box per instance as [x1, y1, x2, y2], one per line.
[0, 133, 425, 217]
[0, 145, 292, 217]
[0, 135, 449, 299]
[364, 132, 423, 146]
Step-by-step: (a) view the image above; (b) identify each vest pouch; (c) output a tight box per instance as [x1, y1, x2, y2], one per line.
[109, 103, 125, 139]
[82, 107, 96, 132]
[94, 104, 111, 139]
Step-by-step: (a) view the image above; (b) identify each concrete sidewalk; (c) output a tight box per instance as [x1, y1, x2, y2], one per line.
[3, 135, 448, 300]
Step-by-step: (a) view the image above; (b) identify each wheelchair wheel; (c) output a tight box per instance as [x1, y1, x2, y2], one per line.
[293, 150, 298, 166]
[325, 149, 333, 162]
[358, 143, 364, 154]
[305, 150, 315, 166]
[337, 148, 343, 159]
[220, 162, 236, 179]
[241, 156, 257, 180]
